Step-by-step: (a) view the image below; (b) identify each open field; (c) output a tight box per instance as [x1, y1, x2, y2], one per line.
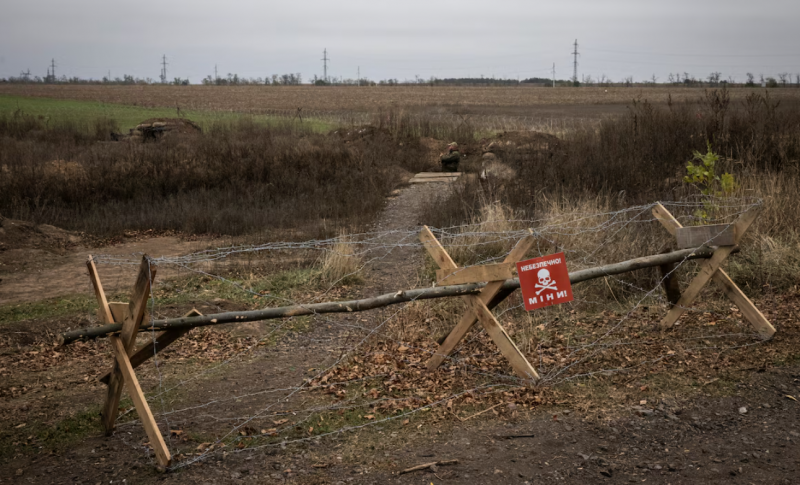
[2, 84, 799, 119]
[0, 94, 335, 133]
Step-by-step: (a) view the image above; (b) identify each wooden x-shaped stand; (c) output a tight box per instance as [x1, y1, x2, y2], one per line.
[652, 203, 775, 339]
[87, 255, 203, 468]
[420, 227, 539, 381]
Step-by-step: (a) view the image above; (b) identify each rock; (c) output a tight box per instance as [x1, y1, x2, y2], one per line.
[738, 406, 747, 415]
[600, 469, 613, 477]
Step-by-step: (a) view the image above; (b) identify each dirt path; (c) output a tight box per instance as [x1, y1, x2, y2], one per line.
[0, 236, 227, 304]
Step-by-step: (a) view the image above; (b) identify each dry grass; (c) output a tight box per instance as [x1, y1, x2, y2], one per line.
[318, 230, 363, 286]
[0, 113, 427, 236]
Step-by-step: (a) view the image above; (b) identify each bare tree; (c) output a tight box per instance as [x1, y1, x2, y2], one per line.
[746, 73, 755, 87]
[778, 73, 789, 87]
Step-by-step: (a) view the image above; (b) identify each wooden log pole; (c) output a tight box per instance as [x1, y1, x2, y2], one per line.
[61, 247, 724, 345]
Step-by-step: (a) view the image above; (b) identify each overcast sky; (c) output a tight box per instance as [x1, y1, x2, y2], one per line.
[1, 0, 799, 83]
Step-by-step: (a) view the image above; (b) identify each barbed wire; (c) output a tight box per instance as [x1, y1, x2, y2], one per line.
[90, 197, 768, 468]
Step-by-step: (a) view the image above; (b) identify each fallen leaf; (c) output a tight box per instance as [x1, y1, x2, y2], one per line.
[787, 395, 797, 402]
[364, 414, 375, 420]
[14, 423, 26, 429]
[273, 419, 289, 425]
[170, 429, 183, 437]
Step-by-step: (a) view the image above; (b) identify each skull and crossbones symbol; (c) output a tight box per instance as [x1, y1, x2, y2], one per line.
[535, 268, 558, 295]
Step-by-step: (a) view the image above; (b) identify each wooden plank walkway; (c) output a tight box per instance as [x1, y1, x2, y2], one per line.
[409, 172, 462, 184]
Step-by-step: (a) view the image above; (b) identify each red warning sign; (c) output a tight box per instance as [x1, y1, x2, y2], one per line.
[516, 252, 574, 311]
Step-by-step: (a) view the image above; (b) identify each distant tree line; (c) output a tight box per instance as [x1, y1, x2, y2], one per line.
[3, 70, 800, 88]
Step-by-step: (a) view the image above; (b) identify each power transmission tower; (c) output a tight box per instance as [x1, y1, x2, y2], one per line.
[321, 49, 329, 83]
[552, 63, 556, 88]
[214, 64, 218, 82]
[572, 40, 579, 85]
[51, 58, 56, 82]
[160, 55, 168, 84]
[357, 66, 360, 86]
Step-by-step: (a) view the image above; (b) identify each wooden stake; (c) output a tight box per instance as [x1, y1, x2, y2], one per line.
[102, 256, 157, 435]
[711, 270, 775, 339]
[466, 297, 539, 379]
[87, 255, 114, 324]
[110, 336, 171, 467]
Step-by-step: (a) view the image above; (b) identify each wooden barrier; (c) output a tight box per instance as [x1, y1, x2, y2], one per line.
[85, 255, 204, 468]
[63, 245, 742, 345]
[652, 203, 775, 339]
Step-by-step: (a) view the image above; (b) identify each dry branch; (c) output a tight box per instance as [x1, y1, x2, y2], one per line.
[61, 246, 725, 345]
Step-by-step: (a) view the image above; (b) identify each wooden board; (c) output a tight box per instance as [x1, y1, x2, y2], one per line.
[87, 255, 114, 325]
[414, 172, 462, 178]
[711, 269, 776, 339]
[436, 263, 515, 286]
[108, 302, 150, 327]
[652, 203, 681, 236]
[110, 336, 171, 467]
[466, 297, 539, 380]
[419, 226, 458, 271]
[676, 224, 735, 249]
[410, 177, 460, 184]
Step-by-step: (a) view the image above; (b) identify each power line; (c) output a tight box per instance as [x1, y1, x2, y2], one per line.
[572, 39, 579, 84]
[160, 55, 168, 84]
[321, 48, 329, 83]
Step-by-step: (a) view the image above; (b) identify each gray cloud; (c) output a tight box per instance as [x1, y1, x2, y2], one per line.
[1, 0, 798, 83]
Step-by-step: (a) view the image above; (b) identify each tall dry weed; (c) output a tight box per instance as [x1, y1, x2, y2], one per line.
[318, 230, 363, 286]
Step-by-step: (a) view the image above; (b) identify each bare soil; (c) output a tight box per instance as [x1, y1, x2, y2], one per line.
[2, 85, 799, 117]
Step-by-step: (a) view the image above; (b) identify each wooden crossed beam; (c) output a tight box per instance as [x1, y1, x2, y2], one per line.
[652, 203, 775, 339]
[419, 227, 539, 381]
[86, 255, 203, 468]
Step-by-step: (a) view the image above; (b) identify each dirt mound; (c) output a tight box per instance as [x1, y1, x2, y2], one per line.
[123, 118, 202, 141]
[482, 130, 565, 154]
[329, 125, 392, 143]
[137, 118, 202, 134]
[0, 217, 81, 253]
[0, 217, 82, 276]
